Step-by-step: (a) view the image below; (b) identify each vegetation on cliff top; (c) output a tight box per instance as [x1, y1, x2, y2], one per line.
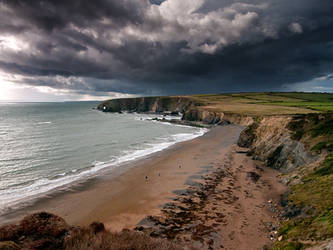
[274, 158, 333, 250]
[189, 92, 333, 115]
[100, 92, 333, 116]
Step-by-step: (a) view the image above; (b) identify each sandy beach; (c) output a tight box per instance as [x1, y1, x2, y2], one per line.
[1, 125, 286, 249]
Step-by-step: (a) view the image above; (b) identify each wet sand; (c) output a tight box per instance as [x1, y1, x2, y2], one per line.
[1, 125, 286, 249]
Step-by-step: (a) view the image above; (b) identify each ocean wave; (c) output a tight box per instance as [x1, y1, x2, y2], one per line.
[134, 113, 182, 121]
[37, 121, 52, 125]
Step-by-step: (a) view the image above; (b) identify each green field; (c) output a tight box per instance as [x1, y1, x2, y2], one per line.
[185, 92, 333, 115]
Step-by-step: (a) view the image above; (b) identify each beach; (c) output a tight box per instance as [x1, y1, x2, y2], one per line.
[2, 125, 285, 249]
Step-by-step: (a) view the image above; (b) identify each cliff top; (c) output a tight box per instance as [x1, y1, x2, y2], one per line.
[101, 92, 333, 116]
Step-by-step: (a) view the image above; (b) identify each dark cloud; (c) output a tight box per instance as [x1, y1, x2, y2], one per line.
[150, 0, 165, 5]
[1, 0, 145, 32]
[0, 0, 333, 96]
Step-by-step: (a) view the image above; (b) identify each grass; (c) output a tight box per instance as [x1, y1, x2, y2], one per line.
[102, 92, 333, 115]
[275, 93, 333, 102]
[311, 118, 333, 137]
[273, 156, 333, 249]
[186, 92, 333, 115]
[64, 228, 184, 250]
[289, 155, 333, 209]
[268, 102, 333, 112]
[287, 113, 333, 148]
[273, 241, 306, 250]
[312, 142, 333, 152]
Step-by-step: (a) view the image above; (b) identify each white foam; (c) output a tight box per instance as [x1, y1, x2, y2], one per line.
[0, 126, 208, 215]
[134, 113, 182, 121]
[37, 121, 52, 124]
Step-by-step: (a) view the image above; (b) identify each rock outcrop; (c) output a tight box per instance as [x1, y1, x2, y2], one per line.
[98, 96, 254, 126]
[98, 96, 193, 113]
[238, 116, 318, 172]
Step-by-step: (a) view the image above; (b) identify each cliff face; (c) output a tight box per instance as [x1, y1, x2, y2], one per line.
[98, 96, 254, 125]
[98, 96, 194, 113]
[238, 116, 319, 172]
[182, 109, 253, 126]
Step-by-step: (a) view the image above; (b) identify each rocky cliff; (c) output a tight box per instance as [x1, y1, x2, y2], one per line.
[98, 96, 254, 125]
[98, 96, 193, 114]
[238, 113, 333, 172]
[237, 113, 333, 248]
[238, 116, 319, 172]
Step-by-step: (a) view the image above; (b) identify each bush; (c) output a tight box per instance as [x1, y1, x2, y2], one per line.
[64, 228, 183, 250]
[0, 212, 186, 250]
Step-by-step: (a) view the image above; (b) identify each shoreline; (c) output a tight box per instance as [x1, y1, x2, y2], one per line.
[0, 116, 207, 224]
[0, 122, 210, 226]
[1, 125, 286, 249]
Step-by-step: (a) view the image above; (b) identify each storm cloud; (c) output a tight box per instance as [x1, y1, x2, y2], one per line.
[0, 0, 333, 96]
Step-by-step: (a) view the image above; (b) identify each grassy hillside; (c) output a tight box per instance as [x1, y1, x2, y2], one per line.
[99, 92, 333, 116]
[187, 92, 333, 115]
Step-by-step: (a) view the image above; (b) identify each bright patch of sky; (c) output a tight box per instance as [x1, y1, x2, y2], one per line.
[0, 76, 134, 102]
[283, 75, 333, 93]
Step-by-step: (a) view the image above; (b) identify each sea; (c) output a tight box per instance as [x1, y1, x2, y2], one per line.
[0, 101, 206, 217]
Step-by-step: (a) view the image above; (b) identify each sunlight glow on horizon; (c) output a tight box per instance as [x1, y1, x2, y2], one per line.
[0, 72, 135, 102]
[1, 68, 332, 102]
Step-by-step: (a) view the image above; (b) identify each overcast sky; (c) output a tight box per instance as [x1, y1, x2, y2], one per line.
[0, 0, 333, 101]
